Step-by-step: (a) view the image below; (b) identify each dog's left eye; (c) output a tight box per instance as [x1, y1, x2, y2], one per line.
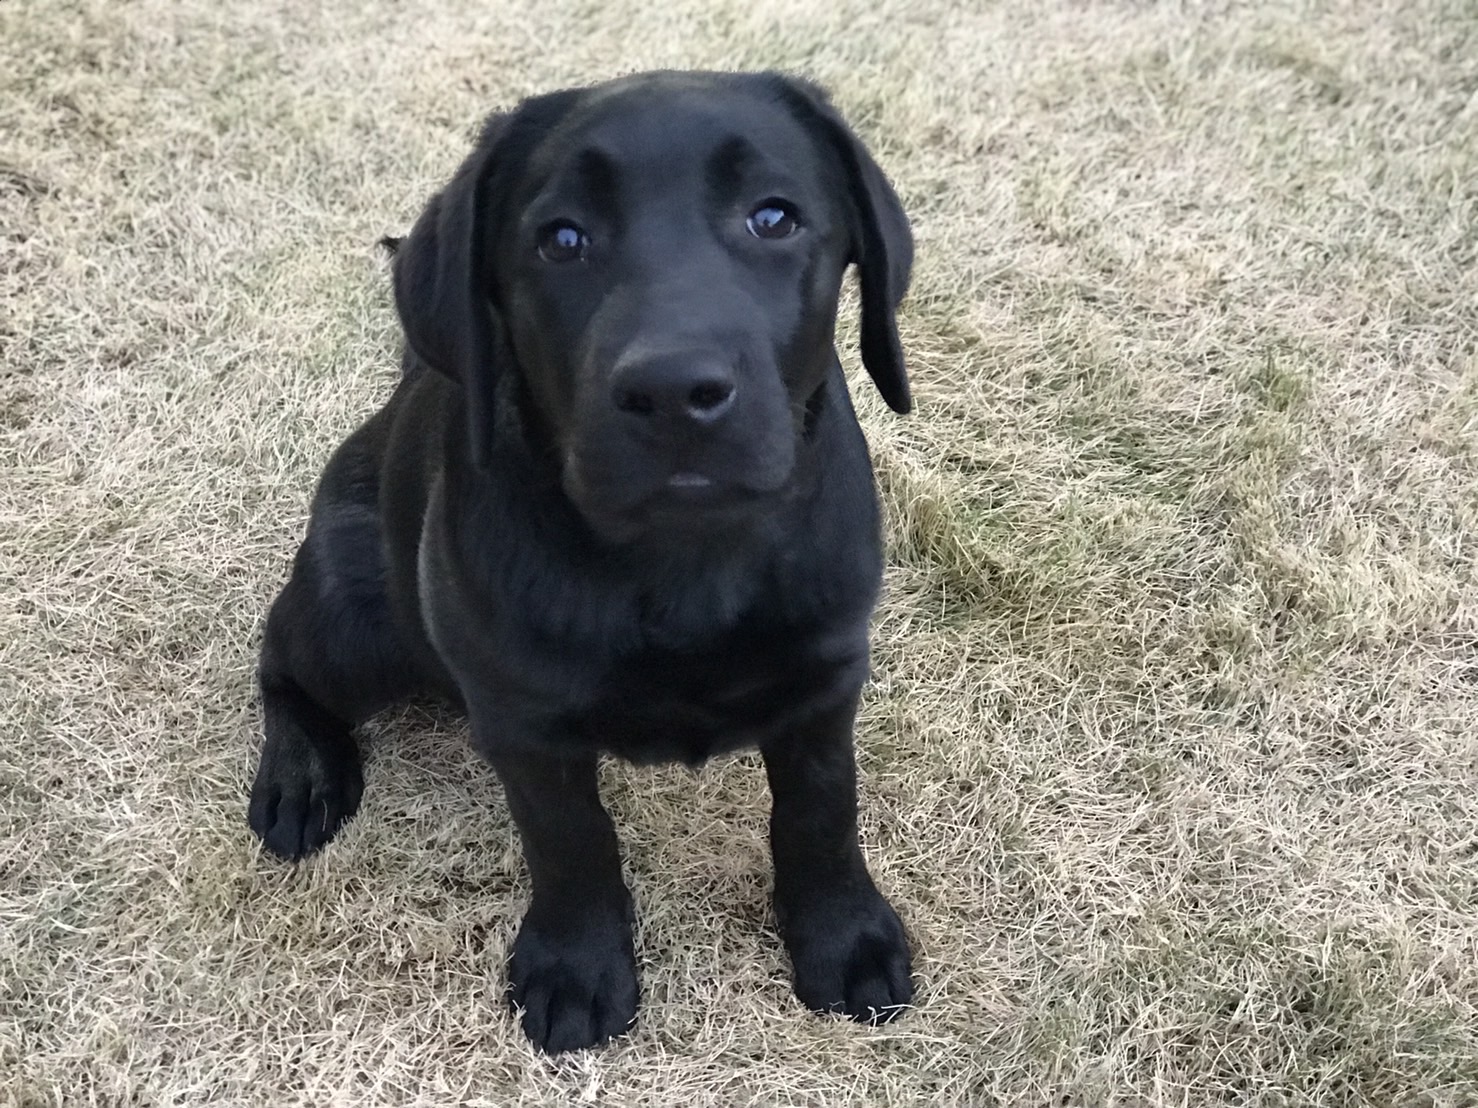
[538, 221, 589, 262]
[746, 202, 799, 239]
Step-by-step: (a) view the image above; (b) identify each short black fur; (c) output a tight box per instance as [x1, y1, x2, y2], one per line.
[247, 70, 916, 1054]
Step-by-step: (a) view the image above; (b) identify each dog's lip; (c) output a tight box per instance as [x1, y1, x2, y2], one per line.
[564, 456, 789, 535]
[656, 472, 740, 507]
[643, 471, 779, 514]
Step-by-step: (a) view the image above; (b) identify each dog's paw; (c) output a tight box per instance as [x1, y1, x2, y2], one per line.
[247, 738, 363, 861]
[780, 886, 913, 1023]
[508, 910, 639, 1053]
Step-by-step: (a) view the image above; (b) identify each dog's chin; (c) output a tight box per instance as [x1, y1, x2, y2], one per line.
[565, 469, 788, 547]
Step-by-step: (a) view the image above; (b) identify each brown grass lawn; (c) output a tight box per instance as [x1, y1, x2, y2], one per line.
[3, 0, 1477, 1104]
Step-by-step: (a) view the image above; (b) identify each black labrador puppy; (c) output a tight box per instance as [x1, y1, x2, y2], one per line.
[247, 70, 915, 1054]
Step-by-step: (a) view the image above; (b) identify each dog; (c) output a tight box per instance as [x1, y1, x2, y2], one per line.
[247, 70, 915, 1054]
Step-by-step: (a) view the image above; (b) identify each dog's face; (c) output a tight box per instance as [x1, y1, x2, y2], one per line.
[392, 73, 912, 544]
[492, 84, 853, 538]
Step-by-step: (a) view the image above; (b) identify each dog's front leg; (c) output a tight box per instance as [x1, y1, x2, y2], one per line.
[482, 741, 638, 1053]
[762, 698, 913, 1023]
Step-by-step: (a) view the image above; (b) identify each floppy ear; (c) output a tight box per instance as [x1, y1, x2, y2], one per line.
[393, 92, 588, 464]
[772, 76, 914, 414]
[390, 113, 511, 467]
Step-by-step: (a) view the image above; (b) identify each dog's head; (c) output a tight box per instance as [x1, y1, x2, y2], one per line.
[391, 71, 911, 543]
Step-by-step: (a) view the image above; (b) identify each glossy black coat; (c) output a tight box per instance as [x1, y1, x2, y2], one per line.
[247, 70, 916, 1054]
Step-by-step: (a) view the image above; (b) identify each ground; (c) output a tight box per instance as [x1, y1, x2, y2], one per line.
[2, 0, 1476, 1104]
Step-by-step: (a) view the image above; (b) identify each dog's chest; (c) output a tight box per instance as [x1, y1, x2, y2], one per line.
[558, 623, 866, 765]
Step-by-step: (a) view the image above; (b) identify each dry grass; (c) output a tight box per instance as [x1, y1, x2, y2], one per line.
[3, 0, 1477, 1103]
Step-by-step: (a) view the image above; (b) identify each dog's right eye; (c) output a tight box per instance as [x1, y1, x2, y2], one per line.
[747, 201, 799, 240]
[538, 221, 589, 263]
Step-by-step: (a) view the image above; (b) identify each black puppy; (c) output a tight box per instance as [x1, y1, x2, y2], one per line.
[247, 70, 915, 1054]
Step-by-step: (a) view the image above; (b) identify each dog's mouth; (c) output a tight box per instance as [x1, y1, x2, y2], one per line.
[637, 471, 771, 515]
[660, 472, 735, 505]
[562, 460, 784, 544]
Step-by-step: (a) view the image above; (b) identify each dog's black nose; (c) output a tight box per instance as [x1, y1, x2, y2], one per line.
[612, 355, 737, 425]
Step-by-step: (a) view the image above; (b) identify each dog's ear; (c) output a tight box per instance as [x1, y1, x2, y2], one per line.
[391, 95, 579, 465]
[390, 113, 510, 466]
[771, 76, 914, 414]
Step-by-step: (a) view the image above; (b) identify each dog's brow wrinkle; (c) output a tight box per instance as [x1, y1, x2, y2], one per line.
[709, 135, 757, 185]
[575, 147, 620, 206]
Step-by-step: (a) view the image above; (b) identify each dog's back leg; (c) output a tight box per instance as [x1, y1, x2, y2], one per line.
[248, 418, 420, 860]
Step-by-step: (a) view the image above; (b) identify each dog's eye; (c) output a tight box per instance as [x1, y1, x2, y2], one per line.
[746, 202, 798, 240]
[538, 221, 589, 263]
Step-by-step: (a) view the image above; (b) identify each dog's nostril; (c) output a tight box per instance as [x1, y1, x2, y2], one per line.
[615, 388, 656, 416]
[687, 380, 734, 414]
[612, 360, 735, 422]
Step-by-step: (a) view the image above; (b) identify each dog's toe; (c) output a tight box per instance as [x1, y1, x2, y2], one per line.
[783, 887, 914, 1023]
[508, 911, 639, 1053]
[248, 744, 363, 861]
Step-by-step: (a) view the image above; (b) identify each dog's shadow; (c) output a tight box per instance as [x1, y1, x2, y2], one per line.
[350, 700, 773, 920]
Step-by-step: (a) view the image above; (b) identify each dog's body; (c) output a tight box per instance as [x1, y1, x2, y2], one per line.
[248, 71, 915, 1053]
